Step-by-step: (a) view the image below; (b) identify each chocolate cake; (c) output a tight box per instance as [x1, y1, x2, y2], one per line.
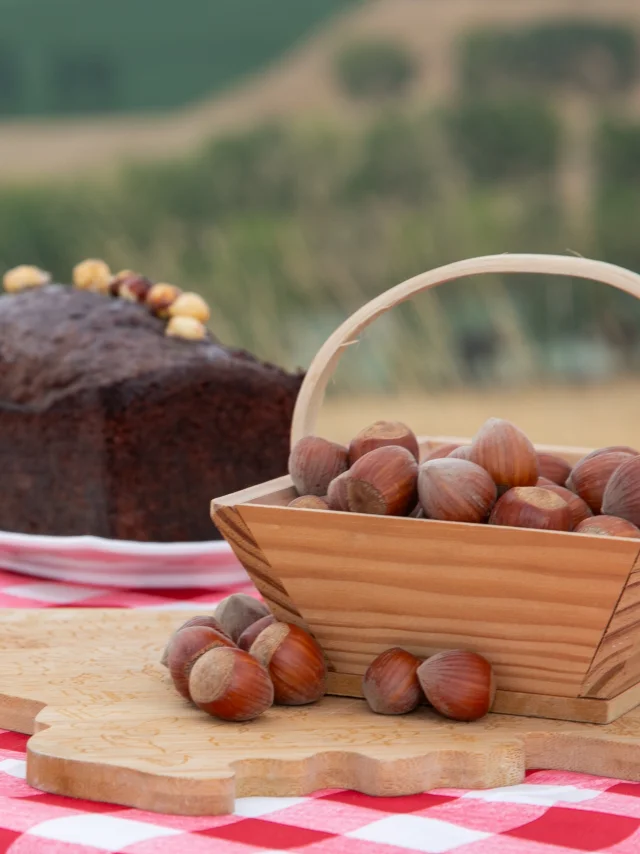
[0, 283, 303, 541]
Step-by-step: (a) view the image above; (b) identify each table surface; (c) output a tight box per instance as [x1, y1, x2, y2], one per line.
[1, 568, 640, 854]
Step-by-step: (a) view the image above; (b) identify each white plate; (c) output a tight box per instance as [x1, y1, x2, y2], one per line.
[0, 530, 247, 589]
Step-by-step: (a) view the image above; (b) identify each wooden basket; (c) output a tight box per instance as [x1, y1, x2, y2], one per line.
[212, 254, 640, 726]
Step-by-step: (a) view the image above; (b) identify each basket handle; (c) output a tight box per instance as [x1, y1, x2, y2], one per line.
[291, 253, 640, 445]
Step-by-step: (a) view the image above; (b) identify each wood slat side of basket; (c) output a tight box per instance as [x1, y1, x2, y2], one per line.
[212, 439, 640, 725]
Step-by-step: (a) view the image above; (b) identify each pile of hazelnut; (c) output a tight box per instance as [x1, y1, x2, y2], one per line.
[287, 417, 640, 538]
[161, 593, 497, 723]
[2, 259, 211, 341]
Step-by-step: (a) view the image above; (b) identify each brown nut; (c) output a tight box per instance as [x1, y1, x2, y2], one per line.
[72, 258, 112, 294]
[580, 445, 639, 462]
[489, 486, 572, 531]
[418, 458, 497, 524]
[420, 443, 461, 463]
[535, 481, 592, 529]
[3, 264, 51, 293]
[448, 445, 472, 461]
[575, 515, 640, 539]
[417, 650, 496, 722]
[109, 269, 137, 296]
[168, 292, 210, 323]
[288, 436, 349, 497]
[327, 471, 351, 511]
[119, 275, 153, 303]
[249, 622, 327, 705]
[165, 315, 207, 340]
[469, 418, 538, 492]
[287, 495, 330, 510]
[146, 283, 182, 317]
[189, 646, 274, 721]
[362, 648, 422, 715]
[567, 450, 633, 513]
[214, 593, 271, 643]
[166, 625, 234, 700]
[602, 456, 640, 527]
[536, 453, 572, 487]
[160, 615, 231, 667]
[349, 421, 420, 464]
[237, 614, 278, 652]
[346, 445, 418, 516]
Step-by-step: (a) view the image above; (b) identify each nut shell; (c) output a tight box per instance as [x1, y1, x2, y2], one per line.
[165, 315, 207, 340]
[349, 421, 420, 464]
[288, 495, 330, 510]
[536, 453, 572, 486]
[214, 593, 271, 643]
[418, 458, 496, 523]
[420, 443, 461, 463]
[289, 436, 349, 497]
[147, 282, 182, 317]
[469, 418, 538, 492]
[189, 646, 274, 721]
[575, 515, 640, 539]
[567, 451, 633, 513]
[327, 471, 351, 511]
[160, 615, 231, 667]
[602, 456, 640, 527]
[237, 614, 278, 652]
[119, 275, 153, 303]
[166, 625, 234, 699]
[346, 445, 418, 516]
[250, 622, 327, 705]
[535, 482, 592, 529]
[168, 292, 211, 323]
[448, 445, 472, 461]
[417, 649, 496, 722]
[362, 647, 422, 715]
[489, 486, 572, 531]
[3, 264, 51, 292]
[72, 258, 112, 293]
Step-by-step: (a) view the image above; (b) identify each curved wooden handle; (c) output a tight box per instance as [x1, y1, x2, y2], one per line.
[291, 253, 640, 445]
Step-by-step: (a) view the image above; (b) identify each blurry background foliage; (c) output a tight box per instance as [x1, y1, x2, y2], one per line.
[2, 6, 640, 395]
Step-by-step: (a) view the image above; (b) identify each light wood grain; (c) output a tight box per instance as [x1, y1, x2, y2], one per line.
[235, 504, 638, 699]
[5, 609, 640, 815]
[582, 551, 640, 699]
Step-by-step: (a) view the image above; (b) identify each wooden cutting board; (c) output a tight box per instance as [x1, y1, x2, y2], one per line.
[3, 608, 640, 816]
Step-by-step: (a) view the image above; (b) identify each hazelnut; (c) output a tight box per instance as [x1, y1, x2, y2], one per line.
[72, 258, 112, 294]
[536, 453, 572, 487]
[287, 495, 330, 510]
[602, 456, 640, 527]
[214, 593, 271, 643]
[288, 436, 349, 497]
[160, 615, 231, 667]
[418, 458, 496, 523]
[417, 650, 496, 722]
[237, 614, 278, 652]
[146, 283, 182, 317]
[249, 622, 327, 705]
[346, 445, 418, 516]
[448, 445, 472, 461]
[349, 421, 420, 464]
[469, 418, 538, 492]
[362, 648, 422, 715]
[165, 315, 207, 340]
[575, 515, 640, 539]
[535, 481, 592, 529]
[567, 450, 633, 513]
[3, 264, 51, 293]
[168, 292, 210, 323]
[489, 486, 572, 531]
[581, 445, 639, 461]
[109, 269, 137, 296]
[420, 443, 461, 462]
[327, 470, 351, 511]
[166, 625, 234, 700]
[189, 646, 274, 721]
[118, 275, 153, 303]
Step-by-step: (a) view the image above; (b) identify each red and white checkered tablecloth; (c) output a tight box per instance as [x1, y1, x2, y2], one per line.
[2, 569, 640, 854]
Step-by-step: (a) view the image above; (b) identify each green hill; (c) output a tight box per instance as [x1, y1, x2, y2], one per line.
[0, 0, 358, 116]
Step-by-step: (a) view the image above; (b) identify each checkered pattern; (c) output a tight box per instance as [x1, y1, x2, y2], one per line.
[2, 569, 640, 853]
